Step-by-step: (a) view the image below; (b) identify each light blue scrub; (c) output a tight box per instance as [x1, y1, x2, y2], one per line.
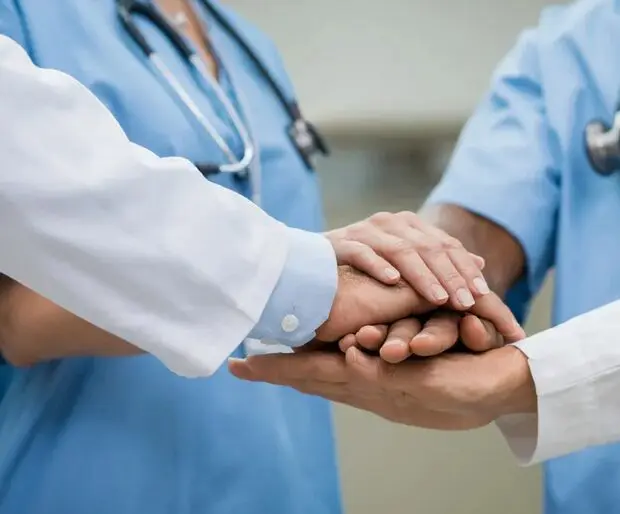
[0, 1, 341, 513]
[428, 0, 620, 512]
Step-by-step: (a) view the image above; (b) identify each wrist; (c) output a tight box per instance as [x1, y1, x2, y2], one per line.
[488, 345, 537, 418]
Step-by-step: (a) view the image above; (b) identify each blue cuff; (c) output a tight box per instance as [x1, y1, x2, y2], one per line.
[248, 228, 337, 347]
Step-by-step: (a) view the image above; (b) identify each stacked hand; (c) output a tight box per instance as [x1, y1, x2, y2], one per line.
[229, 211, 536, 430]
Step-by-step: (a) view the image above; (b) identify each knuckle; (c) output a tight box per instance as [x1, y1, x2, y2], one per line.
[417, 237, 443, 254]
[346, 239, 366, 251]
[442, 270, 465, 287]
[387, 237, 415, 255]
[396, 210, 418, 224]
[343, 223, 365, 240]
[442, 236, 463, 251]
[369, 211, 394, 226]
[358, 246, 378, 264]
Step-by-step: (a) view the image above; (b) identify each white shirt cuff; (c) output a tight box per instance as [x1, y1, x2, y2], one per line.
[496, 300, 620, 465]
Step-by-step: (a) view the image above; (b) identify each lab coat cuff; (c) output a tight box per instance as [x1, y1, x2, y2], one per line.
[497, 302, 620, 465]
[248, 228, 337, 346]
[496, 375, 598, 467]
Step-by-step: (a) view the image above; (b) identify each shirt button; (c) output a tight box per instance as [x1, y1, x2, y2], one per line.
[281, 314, 300, 333]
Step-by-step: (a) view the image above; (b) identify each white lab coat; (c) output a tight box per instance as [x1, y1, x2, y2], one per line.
[498, 300, 620, 465]
[0, 35, 297, 377]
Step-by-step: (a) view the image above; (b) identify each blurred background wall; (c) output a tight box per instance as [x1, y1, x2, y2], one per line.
[227, 1, 558, 512]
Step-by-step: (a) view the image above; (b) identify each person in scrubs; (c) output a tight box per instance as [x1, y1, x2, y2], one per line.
[0, 0, 530, 513]
[229, 1, 620, 513]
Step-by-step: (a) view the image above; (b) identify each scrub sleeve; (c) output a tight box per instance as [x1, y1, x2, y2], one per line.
[426, 28, 560, 300]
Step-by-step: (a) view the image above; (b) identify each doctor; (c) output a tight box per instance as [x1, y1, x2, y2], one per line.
[0, 1, 527, 514]
[230, 1, 620, 513]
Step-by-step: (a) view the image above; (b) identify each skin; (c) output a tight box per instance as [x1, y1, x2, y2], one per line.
[343, 204, 527, 362]
[229, 344, 536, 430]
[0, 210, 517, 366]
[229, 205, 538, 430]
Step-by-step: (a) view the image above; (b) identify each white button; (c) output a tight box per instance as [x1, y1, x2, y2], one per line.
[260, 339, 281, 346]
[281, 314, 300, 333]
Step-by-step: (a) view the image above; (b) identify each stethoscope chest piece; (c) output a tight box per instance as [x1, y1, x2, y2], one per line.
[117, 0, 330, 188]
[288, 118, 329, 170]
[585, 115, 620, 176]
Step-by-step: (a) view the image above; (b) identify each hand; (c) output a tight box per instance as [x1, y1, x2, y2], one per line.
[228, 345, 536, 431]
[339, 293, 525, 363]
[314, 265, 436, 343]
[326, 211, 488, 309]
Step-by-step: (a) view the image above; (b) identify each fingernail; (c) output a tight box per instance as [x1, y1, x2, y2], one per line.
[473, 277, 490, 295]
[345, 347, 360, 364]
[456, 288, 475, 308]
[385, 267, 400, 280]
[432, 284, 449, 301]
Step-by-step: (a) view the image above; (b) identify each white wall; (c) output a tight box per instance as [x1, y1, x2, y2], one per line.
[228, 0, 554, 134]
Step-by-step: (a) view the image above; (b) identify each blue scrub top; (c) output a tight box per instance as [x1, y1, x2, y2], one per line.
[429, 0, 620, 512]
[0, 1, 341, 513]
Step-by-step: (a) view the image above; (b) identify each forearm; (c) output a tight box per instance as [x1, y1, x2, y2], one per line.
[0, 282, 140, 366]
[419, 204, 525, 297]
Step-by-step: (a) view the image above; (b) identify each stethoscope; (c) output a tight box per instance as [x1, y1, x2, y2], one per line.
[585, 111, 620, 176]
[116, 0, 329, 204]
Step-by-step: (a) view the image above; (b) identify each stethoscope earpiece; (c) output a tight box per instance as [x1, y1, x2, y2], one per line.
[585, 117, 620, 176]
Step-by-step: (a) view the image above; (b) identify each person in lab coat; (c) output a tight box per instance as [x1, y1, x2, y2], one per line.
[0, 1, 526, 514]
[229, 1, 620, 513]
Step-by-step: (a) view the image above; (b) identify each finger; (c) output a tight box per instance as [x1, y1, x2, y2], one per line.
[399, 212, 489, 298]
[339, 334, 358, 353]
[344, 223, 451, 305]
[447, 247, 490, 297]
[414, 234, 488, 302]
[420, 230, 489, 297]
[345, 346, 411, 390]
[470, 253, 486, 270]
[460, 314, 505, 352]
[392, 247, 452, 306]
[335, 240, 400, 285]
[418, 246, 475, 310]
[370, 228, 451, 305]
[355, 325, 389, 352]
[469, 293, 526, 343]
[409, 312, 460, 357]
[228, 352, 347, 386]
[379, 318, 423, 363]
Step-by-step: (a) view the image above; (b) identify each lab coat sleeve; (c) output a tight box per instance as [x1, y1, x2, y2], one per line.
[0, 35, 337, 377]
[496, 300, 620, 464]
[425, 28, 560, 297]
[248, 228, 337, 345]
